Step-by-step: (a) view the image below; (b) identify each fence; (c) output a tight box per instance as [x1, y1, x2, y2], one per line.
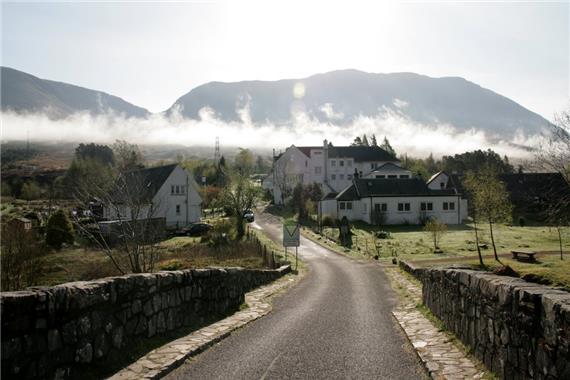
[245, 226, 281, 269]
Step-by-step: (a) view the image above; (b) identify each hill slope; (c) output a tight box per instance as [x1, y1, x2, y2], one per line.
[167, 69, 551, 138]
[1, 67, 149, 118]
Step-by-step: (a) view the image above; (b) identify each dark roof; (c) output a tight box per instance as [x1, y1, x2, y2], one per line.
[294, 145, 398, 162]
[336, 178, 456, 200]
[296, 146, 320, 158]
[328, 146, 399, 162]
[371, 162, 407, 171]
[322, 192, 338, 200]
[111, 164, 178, 203]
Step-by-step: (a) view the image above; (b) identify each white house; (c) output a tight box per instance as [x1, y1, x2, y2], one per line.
[318, 177, 468, 225]
[103, 164, 202, 227]
[263, 140, 401, 204]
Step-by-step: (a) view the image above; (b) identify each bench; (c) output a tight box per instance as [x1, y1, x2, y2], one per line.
[511, 250, 537, 262]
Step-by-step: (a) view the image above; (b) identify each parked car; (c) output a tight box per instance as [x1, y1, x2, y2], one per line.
[243, 210, 255, 223]
[186, 223, 213, 236]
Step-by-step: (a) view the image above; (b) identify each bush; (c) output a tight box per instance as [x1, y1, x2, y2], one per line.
[375, 231, 391, 239]
[45, 210, 74, 249]
[1, 224, 44, 291]
[321, 215, 336, 227]
[203, 219, 232, 248]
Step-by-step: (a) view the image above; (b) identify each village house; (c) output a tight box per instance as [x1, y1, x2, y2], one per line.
[263, 140, 401, 204]
[318, 177, 467, 225]
[102, 163, 202, 228]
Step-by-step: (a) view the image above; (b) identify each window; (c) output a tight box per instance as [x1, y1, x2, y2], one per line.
[340, 160, 344, 167]
[388, 174, 397, 179]
[400, 175, 410, 179]
[421, 202, 433, 211]
[340, 202, 346, 210]
[347, 174, 352, 180]
[376, 175, 386, 179]
[180, 185, 185, 194]
[370, 163, 375, 169]
[363, 203, 367, 213]
[440, 182, 445, 189]
[175, 185, 180, 194]
[398, 203, 411, 212]
[171, 185, 175, 194]
[443, 202, 455, 211]
[346, 202, 352, 210]
[305, 160, 308, 167]
[339, 174, 344, 180]
[375, 203, 388, 212]
[331, 174, 336, 180]
[450, 202, 455, 210]
[331, 160, 336, 167]
[315, 166, 322, 174]
[176, 205, 181, 215]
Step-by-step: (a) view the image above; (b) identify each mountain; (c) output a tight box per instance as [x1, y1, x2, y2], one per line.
[1, 67, 149, 118]
[167, 69, 551, 139]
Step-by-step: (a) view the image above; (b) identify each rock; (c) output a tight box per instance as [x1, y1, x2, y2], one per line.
[47, 329, 62, 352]
[75, 343, 92, 363]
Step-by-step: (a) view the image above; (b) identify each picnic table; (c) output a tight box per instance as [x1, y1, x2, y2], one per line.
[511, 250, 537, 262]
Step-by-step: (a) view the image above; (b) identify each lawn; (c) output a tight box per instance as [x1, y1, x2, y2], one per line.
[309, 222, 569, 262]
[301, 221, 570, 289]
[31, 234, 278, 288]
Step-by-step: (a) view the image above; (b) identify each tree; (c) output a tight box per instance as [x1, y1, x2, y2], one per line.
[291, 183, 307, 220]
[21, 180, 41, 201]
[234, 148, 255, 175]
[272, 156, 293, 205]
[113, 140, 144, 173]
[464, 168, 512, 262]
[63, 157, 114, 200]
[1, 224, 44, 291]
[75, 143, 114, 165]
[220, 173, 260, 238]
[351, 136, 363, 146]
[370, 134, 378, 147]
[536, 104, 570, 182]
[380, 136, 396, 156]
[362, 134, 369, 146]
[46, 210, 74, 249]
[73, 169, 164, 274]
[442, 149, 514, 174]
[463, 172, 485, 267]
[200, 185, 222, 209]
[424, 219, 447, 252]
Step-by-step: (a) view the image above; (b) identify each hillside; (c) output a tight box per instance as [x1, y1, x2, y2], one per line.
[1, 67, 149, 118]
[167, 69, 551, 139]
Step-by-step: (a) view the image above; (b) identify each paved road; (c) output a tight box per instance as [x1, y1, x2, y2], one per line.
[166, 213, 425, 379]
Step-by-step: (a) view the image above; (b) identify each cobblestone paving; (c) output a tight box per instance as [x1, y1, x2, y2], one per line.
[109, 276, 298, 380]
[385, 267, 488, 380]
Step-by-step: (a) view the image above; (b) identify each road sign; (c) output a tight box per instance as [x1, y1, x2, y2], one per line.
[282, 223, 300, 247]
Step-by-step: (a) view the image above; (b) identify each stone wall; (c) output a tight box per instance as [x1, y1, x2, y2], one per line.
[408, 263, 570, 380]
[1, 265, 290, 379]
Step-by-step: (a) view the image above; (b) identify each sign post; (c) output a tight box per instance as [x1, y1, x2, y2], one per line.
[283, 222, 300, 270]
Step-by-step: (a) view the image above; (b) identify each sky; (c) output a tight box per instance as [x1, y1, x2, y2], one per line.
[1, 1, 569, 120]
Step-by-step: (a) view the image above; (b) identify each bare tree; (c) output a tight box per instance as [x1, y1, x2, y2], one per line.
[73, 168, 164, 274]
[272, 156, 293, 205]
[536, 104, 570, 181]
[221, 172, 260, 239]
[1, 224, 44, 291]
[464, 168, 512, 262]
[423, 218, 447, 253]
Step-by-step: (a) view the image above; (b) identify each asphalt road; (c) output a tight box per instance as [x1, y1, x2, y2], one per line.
[166, 213, 425, 379]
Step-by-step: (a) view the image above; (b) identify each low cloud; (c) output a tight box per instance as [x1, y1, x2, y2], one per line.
[0, 105, 541, 158]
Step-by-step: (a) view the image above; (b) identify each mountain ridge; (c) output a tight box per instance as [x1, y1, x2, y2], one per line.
[1, 67, 551, 140]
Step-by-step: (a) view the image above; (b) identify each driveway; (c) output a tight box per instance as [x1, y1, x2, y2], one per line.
[166, 212, 425, 379]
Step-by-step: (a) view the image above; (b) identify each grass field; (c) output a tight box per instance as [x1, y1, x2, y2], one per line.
[301, 220, 570, 289]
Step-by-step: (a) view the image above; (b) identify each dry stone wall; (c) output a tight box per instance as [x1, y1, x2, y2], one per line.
[402, 262, 570, 380]
[1, 266, 289, 379]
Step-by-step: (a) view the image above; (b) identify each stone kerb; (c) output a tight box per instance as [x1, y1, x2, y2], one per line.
[1, 265, 290, 379]
[416, 266, 570, 380]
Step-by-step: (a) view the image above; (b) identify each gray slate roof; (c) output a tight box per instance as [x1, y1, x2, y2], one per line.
[336, 178, 456, 201]
[111, 164, 178, 203]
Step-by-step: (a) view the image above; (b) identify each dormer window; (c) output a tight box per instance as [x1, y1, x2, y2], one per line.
[440, 182, 445, 189]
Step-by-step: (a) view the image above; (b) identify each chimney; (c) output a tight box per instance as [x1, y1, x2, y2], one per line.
[323, 139, 329, 184]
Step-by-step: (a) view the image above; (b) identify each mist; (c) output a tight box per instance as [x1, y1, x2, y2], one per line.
[0, 106, 541, 159]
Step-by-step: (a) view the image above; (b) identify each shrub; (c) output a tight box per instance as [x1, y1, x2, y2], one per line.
[1, 224, 44, 291]
[45, 210, 74, 249]
[375, 231, 391, 239]
[321, 215, 336, 227]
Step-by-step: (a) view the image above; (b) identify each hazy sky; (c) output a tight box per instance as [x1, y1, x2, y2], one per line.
[2, 1, 568, 119]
